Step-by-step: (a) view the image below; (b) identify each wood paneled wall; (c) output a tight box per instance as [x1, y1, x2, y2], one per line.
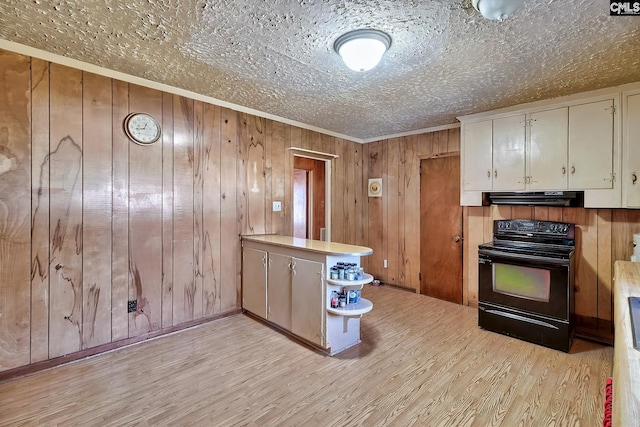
[363, 126, 640, 342]
[361, 129, 460, 290]
[0, 49, 365, 373]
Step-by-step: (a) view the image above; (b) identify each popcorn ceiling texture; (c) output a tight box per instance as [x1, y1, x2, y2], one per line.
[1, 0, 639, 140]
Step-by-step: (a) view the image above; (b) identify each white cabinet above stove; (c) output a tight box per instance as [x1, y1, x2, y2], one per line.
[459, 84, 630, 208]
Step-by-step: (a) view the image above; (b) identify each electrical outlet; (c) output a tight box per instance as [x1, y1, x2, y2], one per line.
[128, 300, 137, 313]
[273, 201, 282, 212]
[384, 259, 388, 268]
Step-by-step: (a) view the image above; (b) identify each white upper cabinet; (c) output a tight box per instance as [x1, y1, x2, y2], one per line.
[568, 99, 615, 189]
[462, 119, 493, 192]
[459, 84, 626, 207]
[528, 108, 568, 190]
[624, 93, 640, 207]
[493, 115, 526, 191]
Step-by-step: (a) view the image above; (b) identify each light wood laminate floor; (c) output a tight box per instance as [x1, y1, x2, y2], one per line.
[0, 285, 613, 426]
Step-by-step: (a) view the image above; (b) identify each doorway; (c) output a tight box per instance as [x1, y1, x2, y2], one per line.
[420, 154, 463, 304]
[293, 156, 326, 240]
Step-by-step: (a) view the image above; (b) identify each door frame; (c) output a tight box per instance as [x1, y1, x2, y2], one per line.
[289, 147, 337, 242]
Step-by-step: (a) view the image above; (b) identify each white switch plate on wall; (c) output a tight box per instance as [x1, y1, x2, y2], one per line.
[273, 201, 282, 212]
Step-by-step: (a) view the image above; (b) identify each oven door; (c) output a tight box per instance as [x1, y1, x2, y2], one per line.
[478, 248, 571, 320]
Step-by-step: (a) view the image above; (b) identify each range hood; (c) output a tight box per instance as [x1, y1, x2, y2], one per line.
[483, 191, 584, 207]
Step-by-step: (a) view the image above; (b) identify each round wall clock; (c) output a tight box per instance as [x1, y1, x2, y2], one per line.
[124, 112, 161, 145]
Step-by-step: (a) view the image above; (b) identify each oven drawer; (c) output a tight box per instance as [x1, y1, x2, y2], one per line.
[479, 302, 574, 352]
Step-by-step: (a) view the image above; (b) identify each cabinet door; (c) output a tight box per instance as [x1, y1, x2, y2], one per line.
[493, 115, 526, 191]
[462, 120, 493, 191]
[528, 107, 568, 190]
[568, 99, 615, 189]
[242, 248, 267, 319]
[291, 257, 324, 347]
[267, 252, 292, 330]
[626, 94, 640, 207]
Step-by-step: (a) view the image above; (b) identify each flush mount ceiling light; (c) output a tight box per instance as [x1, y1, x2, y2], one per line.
[472, 0, 524, 21]
[334, 29, 391, 72]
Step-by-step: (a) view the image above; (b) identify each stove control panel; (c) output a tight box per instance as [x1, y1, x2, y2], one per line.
[495, 219, 574, 237]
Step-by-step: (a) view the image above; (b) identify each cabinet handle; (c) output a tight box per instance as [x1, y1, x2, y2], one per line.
[633, 173, 638, 185]
[571, 166, 576, 174]
[561, 166, 566, 175]
[487, 170, 491, 178]
[494, 170, 498, 179]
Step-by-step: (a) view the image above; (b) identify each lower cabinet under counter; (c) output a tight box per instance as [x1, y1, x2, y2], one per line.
[241, 235, 374, 355]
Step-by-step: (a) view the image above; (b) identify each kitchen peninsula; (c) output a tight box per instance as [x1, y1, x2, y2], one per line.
[241, 235, 373, 355]
[613, 261, 640, 426]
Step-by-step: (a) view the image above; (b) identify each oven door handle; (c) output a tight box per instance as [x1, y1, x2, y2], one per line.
[478, 249, 570, 266]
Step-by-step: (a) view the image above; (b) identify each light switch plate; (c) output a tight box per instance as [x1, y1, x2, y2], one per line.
[273, 201, 282, 212]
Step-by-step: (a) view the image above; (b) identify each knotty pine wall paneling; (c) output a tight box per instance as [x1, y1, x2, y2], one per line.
[202, 103, 222, 316]
[161, 92, 175, 327]
[128, 84, 164, 336]
[360, 142, 370, 274]
[0, 48, 370, 375]
[48, 63, 83, 359]
[386, 137, 401, 286]
[111, 79, 130, 342]
[331, 137, 345, 244]
[30, 57, 50, 363]
[81, 72, 113, 349]
[172, 95, 195, 324]
[220, 106, 239, 313]
[193, 101, 205, 321]
[366, 140, 385, 281]
[400, 135, 420, 290]
[0, 51, 31, 370]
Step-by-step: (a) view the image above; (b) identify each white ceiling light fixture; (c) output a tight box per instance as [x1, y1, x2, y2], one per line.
[334, 29, 392, 72]
[472, 0, 524, 21]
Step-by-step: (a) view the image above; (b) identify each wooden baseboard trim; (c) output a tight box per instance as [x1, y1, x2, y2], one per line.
[0, 309, 242, 384]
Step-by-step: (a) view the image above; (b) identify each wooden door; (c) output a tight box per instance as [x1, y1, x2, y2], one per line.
[267, 252, 292, 330]
[492, 114, 526, 191]
[242, 248, 268, 319]
[420, 155, 463, 304]
[291, 257, 324, 346]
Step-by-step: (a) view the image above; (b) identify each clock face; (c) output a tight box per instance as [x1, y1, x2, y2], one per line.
[124, 113, 161, 145]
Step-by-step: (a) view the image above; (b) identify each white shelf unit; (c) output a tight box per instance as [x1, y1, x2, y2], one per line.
[326, 273, 374, 317]
[325, 263, 374, 355]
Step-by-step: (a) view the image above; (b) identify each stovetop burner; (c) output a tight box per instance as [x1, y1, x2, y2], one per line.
[479, 219, 576, 259]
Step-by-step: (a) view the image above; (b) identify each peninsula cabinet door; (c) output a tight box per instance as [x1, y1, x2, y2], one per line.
[568, 99, 615, 189]
[267, 252, 293, 330]
[291, 257, 325, 347]
[242, 248, 268, 319]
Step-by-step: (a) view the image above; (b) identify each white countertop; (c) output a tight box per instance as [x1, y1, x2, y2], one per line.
[241, 235, 373, 256]
[613, 261, 640, 427]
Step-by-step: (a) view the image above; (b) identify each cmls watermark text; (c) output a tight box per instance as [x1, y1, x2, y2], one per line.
[610, 1, 640, 15]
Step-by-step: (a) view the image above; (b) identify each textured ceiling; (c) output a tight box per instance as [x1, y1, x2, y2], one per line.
[1, 0, 639, 141]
